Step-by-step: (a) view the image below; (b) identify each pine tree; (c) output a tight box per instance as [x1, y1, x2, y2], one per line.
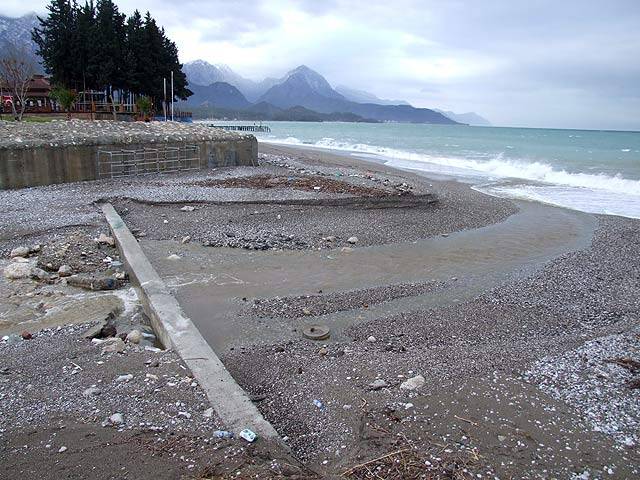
[32, 0, 77, 87]
[73, 1, 97, 91]
[88, 0, 126, 92]
[124, 10, 145, 94]
[32, 0, 192, 103]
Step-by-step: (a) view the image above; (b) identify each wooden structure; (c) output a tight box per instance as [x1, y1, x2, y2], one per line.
[207, 124, 271, 132]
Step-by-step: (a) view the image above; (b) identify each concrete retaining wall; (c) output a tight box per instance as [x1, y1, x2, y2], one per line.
[0, 136, 257, 190]
[102, 203, 281, 439]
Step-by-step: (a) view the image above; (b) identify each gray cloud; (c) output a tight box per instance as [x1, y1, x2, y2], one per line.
[2, 0, 639, 129]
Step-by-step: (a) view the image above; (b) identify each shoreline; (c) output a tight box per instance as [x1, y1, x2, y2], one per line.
[259, 139, 640, 221]
[1, 139, 639, 478]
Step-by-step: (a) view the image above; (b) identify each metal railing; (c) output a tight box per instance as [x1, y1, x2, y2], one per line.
[97, 145, 201, 179]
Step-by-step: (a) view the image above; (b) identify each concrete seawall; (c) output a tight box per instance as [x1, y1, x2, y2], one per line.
[0, 120, 257, 189]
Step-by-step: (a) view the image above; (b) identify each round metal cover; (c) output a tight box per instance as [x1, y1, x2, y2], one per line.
[302, 325, 330, 341]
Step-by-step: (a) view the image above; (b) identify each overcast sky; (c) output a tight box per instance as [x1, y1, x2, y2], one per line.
[3, 0, 640, 130]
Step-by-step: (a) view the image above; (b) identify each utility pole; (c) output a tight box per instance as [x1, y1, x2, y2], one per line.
[170, 71, 174, 122]
[163, 77, 167, 121]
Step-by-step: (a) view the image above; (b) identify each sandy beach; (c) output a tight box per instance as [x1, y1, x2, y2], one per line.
[1, 141, 638, 478]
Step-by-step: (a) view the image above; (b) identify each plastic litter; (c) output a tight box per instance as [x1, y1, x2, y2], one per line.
[313, 399, 325, 411]
[214, 430, 234, 439]
[239, 429, 257, 442]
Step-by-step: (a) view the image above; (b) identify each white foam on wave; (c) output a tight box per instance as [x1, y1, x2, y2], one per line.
[262, 135, 640, 197]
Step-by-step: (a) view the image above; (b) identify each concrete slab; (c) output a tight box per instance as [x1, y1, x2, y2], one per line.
[101, 203, 280, 439]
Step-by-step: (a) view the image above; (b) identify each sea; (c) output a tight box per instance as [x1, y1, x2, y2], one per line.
[203, 121, 640, 219]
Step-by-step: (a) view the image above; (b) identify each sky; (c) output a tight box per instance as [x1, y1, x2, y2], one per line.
[3, 0, 640, 130]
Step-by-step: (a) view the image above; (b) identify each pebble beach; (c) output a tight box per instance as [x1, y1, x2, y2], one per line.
[0, 130, 638, 479]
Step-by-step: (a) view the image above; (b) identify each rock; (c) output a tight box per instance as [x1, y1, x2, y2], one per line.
[302, 307, 312, 316]
[347, 236, 358, 244]
[203, 408, 214, 418]
[30, 245, 41, 253]
[400, 374, 425, 391]
[101, 337, 125, 354]
[125, 329, 142, 344]
[30, 267, 51, 282]
[96, 233, 115, 246]
[368, 379, 389, 391]
[20, 331, 32, 340]
[110, 413, 124, 424]
[340, 247, 353, 253]
[3, 262, 32, 280]
[115, 374, 133, 383]
[10, 246, 29, 258]
[5, 334, 22, 345]
[83, 387, 102, 397]
[367, 335, 377, 343]
[58, 264, 72, 277]
[100, 324, 117, 338]
[67, 275, 117, 291]
[325, 236, 336, 243]
[167, 254, 181, 260]
[180, 206, 195, 212]
[181, 235, 191, 244]
[11, 256, 30, 263]
[497, 435, 507, 442]
[102, 413, 124, 427]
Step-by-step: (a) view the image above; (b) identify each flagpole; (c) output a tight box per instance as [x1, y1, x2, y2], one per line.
[163, 77, 167, 121]
[170, 71, 174, 122]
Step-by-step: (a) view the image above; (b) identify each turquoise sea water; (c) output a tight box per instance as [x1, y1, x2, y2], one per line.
[203, 121, 640, 218]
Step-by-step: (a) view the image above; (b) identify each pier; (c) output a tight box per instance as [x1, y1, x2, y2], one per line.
[207, 124, 271, 133]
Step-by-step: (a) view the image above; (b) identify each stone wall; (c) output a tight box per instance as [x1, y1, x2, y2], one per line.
[0, 121, 258, 189]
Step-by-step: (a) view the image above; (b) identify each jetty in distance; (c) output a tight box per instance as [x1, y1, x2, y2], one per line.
[207, 124, 271, 132]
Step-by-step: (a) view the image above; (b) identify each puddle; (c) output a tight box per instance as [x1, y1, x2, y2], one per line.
[142, 201, 597, 352]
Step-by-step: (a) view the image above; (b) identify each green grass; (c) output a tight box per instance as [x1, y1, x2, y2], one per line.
[0, 115, 57, 123]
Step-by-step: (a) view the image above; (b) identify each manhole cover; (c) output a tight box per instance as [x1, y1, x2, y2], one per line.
[302, 325, 330, 341]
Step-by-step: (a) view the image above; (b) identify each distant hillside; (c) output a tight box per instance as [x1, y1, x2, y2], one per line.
[336, 85, 410, 106]
[188, 82, 250, 109]
[189, 102, 378, 123]
[185, 61, 457, 125]
[0, 13, 38, 50]
[435, 109, 491, 126]
[258, 65, 456, 124]
[182, 60, 276, 101]
[0, 13, 43, 72]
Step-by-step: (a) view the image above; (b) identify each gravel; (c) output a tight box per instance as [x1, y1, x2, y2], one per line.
[0, 119, 249, 149]
[223, 214, 640, 476]
[249, 280, 449, 319]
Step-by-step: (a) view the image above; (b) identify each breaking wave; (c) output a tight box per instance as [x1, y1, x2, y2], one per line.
[262, 135, 640, 218]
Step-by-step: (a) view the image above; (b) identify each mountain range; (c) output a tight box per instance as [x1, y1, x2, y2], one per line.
[0, 13, 490, 125]
[183, 62, 485, 125]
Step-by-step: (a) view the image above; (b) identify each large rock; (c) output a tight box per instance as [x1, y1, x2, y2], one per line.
[10, 246, 29, 258]
[3, 263, 32, 279]
[101, 337, 125, 354]
[400, 375, 425, 391]
[96, 233, 115, 246]
[125, 329, 142, 344]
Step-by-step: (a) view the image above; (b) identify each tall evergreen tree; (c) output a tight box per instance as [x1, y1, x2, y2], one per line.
[32, 0, 77, 87]
[73, 1, 97, 91]
[88, 0, 126, 92]
[33, 0, 192, 103]
[124, 10, 145, 94]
